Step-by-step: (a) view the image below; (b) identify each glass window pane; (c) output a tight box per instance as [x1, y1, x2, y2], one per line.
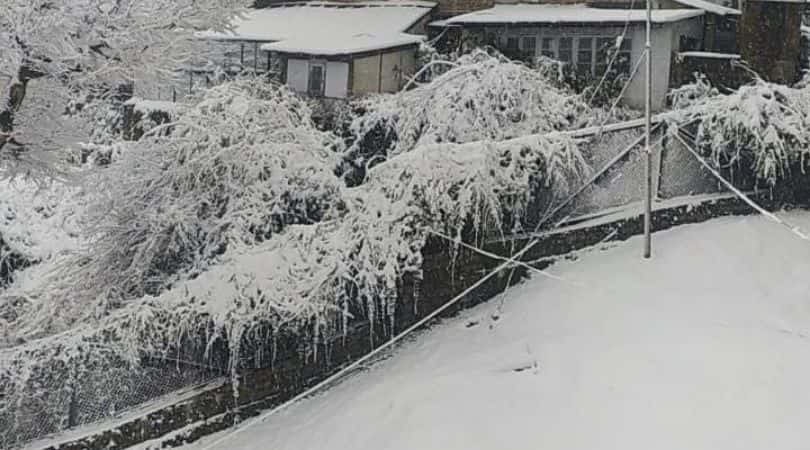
[308, 65, 324, 96]
[597, 37, 613, 61]
[507, 37, 519, 50]
[521, 36, 537, 51]
[578, 37, 593, 50]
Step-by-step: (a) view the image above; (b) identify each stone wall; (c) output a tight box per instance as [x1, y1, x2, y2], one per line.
[38, 195, 787, 450]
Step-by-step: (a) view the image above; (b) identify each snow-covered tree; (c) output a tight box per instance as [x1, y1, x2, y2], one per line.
[0, 0, 247, 165]
[6, 80, 344, 340]
[667, 76, 810, 187]
[343, 49, 590, 183]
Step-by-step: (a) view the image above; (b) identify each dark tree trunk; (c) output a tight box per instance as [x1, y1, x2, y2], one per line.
[0, 66, 45, 154]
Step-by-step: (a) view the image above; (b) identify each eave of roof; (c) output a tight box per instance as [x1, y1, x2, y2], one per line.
[441, 5, 705, 26]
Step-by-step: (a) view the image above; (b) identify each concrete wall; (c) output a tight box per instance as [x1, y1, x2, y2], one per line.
[624, 16, 704, 110]
[352, 48, 419, 96]
[352, 54, 382, 95]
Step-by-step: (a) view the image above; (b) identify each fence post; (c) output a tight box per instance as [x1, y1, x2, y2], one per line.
[656, 121, 668, 199]
[67, 384, 79, 429]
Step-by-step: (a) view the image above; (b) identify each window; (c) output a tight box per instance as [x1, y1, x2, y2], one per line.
[616, 37, 632, 75]
[558, 37, 573, 63]
[506, 37, 519, 51]
[539, 35, 632, 76]
[521, 36, 537, 55]
[308, 63, 325, 97]
[595, 37, 613, 74]
[541, 37, 555, 58]
[679, 35, 700, 52]
[577, 37, 594, 74]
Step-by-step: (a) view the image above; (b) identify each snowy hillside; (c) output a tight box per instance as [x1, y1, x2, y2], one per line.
[174, 212, 810, 450]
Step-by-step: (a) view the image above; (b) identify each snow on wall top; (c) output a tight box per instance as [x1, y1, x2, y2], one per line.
[670, 0, 740, 16]
[441, 4, 704, 25]
[199, 1, 435, 55]
[677, 51, 741, 59]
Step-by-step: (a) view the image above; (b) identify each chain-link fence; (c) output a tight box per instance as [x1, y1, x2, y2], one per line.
[548, 121, 726, 229]
[0, 355, 225, 450]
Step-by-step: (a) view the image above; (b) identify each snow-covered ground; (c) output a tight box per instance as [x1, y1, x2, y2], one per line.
[165, 211, 810, 450]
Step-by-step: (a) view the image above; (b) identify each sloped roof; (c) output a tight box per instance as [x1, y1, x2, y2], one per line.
[199, 1, 435, 55]
[262, 32, 425, 55]
[441, 4, 704, 25]
[671, 0, 740, 16]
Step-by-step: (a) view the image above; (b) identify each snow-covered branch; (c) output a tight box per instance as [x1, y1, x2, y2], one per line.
[343, 49, 590, 182]
[667, 77, 810, 187]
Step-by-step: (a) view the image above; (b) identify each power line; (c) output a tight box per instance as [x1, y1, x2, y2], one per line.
[673, 130, 810, 243]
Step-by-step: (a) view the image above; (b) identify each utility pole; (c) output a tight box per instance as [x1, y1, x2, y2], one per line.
[643, 0, 653, 259]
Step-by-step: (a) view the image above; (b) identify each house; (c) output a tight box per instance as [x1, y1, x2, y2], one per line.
[431, 3, 708, 109]
[200, 1, 437, 98]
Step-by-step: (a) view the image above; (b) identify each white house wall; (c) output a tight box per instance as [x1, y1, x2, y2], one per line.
[286, 59, 309, 93]
[325, 61, 350, 98]
[484, 19, 703, 110]
[381, 51, 403, 93]
[625, 17, 703, 109]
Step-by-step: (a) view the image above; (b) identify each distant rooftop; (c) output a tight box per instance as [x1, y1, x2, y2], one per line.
[199, 1, 436, 43]
[439, 4, 705, 25]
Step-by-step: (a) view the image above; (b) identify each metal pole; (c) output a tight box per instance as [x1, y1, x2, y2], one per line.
[643, 0, 653, 259]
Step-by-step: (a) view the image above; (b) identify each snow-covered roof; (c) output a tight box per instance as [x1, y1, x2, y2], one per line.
[441, 4, 704, 25]
[263, 32, 424, 56]
[671, 0, 740, 16]
[198, 1, 435, 44]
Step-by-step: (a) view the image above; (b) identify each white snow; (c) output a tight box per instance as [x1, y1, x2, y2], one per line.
[262, 33, 424, 56]
[171, 211, 810, 450]
[678, 51, 741, 59]
[124, 98, 185, 117]
[200, 1, 434, 54]
[442, 4, 704, 25]
[670, 0, 740, 16]
[802, 25, 810, 36]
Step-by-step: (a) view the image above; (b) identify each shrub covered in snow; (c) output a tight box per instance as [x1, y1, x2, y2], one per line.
[6, 80, 344, 342]
[667, 77, 810, 188]
[0, 87, 589, 440]
[343, 49, 589, 183]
